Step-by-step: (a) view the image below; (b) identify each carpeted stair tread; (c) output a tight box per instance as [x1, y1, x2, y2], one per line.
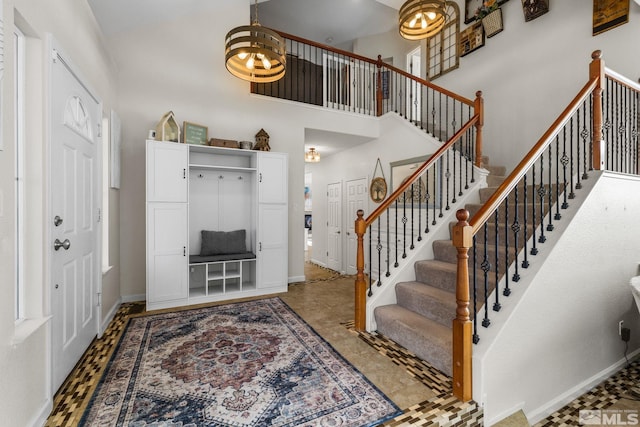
[374, 304, 452, 376]
[396, 281, 456, 327]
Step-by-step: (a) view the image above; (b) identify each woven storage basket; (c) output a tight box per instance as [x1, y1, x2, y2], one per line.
[482, 8, 503, 38]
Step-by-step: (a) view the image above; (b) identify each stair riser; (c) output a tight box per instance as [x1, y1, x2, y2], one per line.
[466, 203, 552, 221]
[433, 240, 517, 272]
[414, 262, 497, 294]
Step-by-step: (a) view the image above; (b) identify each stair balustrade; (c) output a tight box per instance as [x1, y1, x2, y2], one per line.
[452, 50, 640, 402]
[252, 32, 484, 165]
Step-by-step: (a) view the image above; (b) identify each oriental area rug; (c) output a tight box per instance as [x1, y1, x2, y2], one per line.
[80, 298, 401, 426]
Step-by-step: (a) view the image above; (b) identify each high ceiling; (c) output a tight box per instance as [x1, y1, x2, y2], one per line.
[88, 0, 404, 49]
[87, 0, 408, 157]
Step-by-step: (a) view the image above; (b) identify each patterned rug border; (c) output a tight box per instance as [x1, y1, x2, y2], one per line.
[80, 297, 403, 427]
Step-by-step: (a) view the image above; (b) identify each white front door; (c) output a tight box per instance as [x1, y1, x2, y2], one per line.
[327, 182, 342, 272]
[50, 46, 102, 392]
[346, 178, 367, 275]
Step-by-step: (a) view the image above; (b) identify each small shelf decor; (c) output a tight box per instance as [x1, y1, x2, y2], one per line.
[475, 0, 503, 37]
[155, 111, 180, 143]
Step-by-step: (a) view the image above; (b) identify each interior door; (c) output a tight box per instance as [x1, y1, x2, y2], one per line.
[50, 46, 102, 392]
[346, 178, 367, 275]
[327, 182, 342, 272]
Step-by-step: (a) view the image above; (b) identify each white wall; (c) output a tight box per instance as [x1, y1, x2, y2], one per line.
[430, 0, 640, 171]
[105, 0, 386, 298]
[307, 113, 444, 269]
[353, 27, 419, 68]
[475, 172, 640, 425]
[0, 0, 118, 425]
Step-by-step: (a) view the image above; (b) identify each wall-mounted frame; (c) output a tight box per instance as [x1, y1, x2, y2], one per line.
[459, 22, 485, 57]
[390, 155, 439, 207]
[465, 0, 510, 24]
[183, 121, 208, 145]
[593, 0, 629, 36]
[521, 0, 549, 22]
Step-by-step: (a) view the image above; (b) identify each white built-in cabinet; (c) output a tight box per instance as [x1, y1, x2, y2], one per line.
[146, 140, 288, 311]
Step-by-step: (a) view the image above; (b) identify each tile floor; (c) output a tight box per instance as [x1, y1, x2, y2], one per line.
[45, 261, 640, 426]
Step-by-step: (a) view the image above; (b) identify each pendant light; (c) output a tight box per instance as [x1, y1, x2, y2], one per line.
[225, 0, 286, 83]
[398, 0, 447, 40]
[305, 148, 320, 163]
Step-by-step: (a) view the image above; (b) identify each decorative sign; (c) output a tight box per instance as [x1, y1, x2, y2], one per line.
[593, 0, 629, 36]
[183, 121, 208, 145]
[459, 22, 485, 57]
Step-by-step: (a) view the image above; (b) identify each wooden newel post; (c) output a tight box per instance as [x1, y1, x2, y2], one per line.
[590, 50, 605, 171]
[474, 91, 484, 167]
[452, 209, 473, 401]
[376, 55, 383, 117]
[355, 209, 367, 331]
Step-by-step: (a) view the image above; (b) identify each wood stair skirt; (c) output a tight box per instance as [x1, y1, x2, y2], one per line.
[374, 162, 507, 377]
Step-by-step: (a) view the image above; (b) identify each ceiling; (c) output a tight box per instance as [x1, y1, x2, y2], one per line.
[87, 0, 408, 158]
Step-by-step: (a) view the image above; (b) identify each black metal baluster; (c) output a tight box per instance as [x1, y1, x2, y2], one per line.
[530, 163, 538, 256]
[553, 135, 561, 224]
[439, 157, 444, 218]
[368, 225, 373, 296]
[445, 150, 451, 211]
[481, 222, 490, 328]
[472, 239, 479, 344]
[521, 172, 529, 269]
[386, 208, 391, 277]
[402, 194, 408, 259]
[569, 117, 576, 199]
[458, 137, 464, 199]
[410, 183, 415, 250]
[377, 217, 382, 287]
[432, 167, 437, 225]
[511, 185, 521, 282]
[493, 211, 501, 311]
[561, 127, 569, 209]
[418, 173, 423, 242]
[581, 101, 590, 181]
[503, 201, 511, 297]
[425, 170, 430, 234]
[394, 199, 399, 268]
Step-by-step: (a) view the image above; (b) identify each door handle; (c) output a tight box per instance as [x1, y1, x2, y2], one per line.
[54, 238, 71, 251]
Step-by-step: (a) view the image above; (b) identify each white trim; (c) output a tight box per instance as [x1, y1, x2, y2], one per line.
[121, 294, 146, 303]
[288, 275, 305, 283]
[527, 349, 640, 425]
[11, 316, 51, 345]
[27, 398, 52, 427]
[99, 298, 121, 335]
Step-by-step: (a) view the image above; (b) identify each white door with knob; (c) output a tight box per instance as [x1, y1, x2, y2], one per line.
[346, 178, 367, 275]
[327, 182, 342, 272]
[50, 44, 102, 392]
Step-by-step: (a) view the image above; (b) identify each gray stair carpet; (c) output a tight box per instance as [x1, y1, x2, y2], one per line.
[375, 160, 509, 378]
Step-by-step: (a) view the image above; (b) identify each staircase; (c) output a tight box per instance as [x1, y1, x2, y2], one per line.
[374, 162, 507, 376]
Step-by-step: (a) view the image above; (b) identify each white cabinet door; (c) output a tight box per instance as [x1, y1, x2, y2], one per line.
[258, 204, 288, 289]
[146, 140, 188, 202]
[147, 203, 188, 307]
[258, 152, 288, 204]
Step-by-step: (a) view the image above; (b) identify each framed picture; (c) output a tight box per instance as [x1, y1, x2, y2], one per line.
[521, 0, 549, 22]
[390, 155, 439, 207]
[465, 0, 510, 23]
[593, 0, 629, 36]
[183, 121, 208, 145]
[459, 22, 485, 57]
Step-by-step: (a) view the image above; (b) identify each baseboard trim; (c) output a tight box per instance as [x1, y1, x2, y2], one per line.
[288, 275, 305, 284]
[29, 397, 52, 427]
[99, 298, 122, 336]
[527, 348, 640, 424]
[121, 294, 145, 303]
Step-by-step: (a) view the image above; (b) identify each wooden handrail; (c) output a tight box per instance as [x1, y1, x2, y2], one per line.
[275, 30, 476, 107]
[467, 77, 598, 233]
[450, 50, 607, 403]
[362, 116, 479, 229]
